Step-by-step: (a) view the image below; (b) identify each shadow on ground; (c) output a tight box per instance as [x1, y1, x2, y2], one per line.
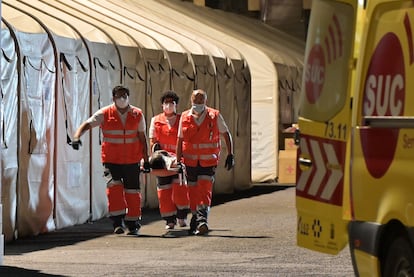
[4, 184, 292, 256]
[0, 266, 67, 276]
[212, 184, 290, 206]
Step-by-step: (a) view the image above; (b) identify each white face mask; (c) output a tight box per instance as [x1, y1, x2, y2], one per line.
[163, 102, 176, 114]
[192, 104, 205, 114]
[115, 96, 129, 109]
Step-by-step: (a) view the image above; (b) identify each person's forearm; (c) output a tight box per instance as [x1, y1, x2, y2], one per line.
[73, 122, 91, 140]
[224, 132, 233, 155]
[139, 132, 149, 162]
[176, 138, 183, 161]
[149, 138, 156, 154]
[142, 144, 149, 162]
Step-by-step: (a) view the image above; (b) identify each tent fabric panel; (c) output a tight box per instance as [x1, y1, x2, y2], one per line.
[193, 54, 216, 99]
[146, 59, 171, 118]
[246, 49, 278, 182]
[66, 0, 186, 53]
[55, 44, 91, 229]
[23, 0, 135, 47]
[119, 45, 147, 114]
[2, 4, 45, 34]
[84, 0, 208, 55]
[16, 30, 56, 238]
[38, 0, 161, 49]
[213, 57, 235, 193]
[132, 0, 232, 59]
[141, 48, 172, 120]
[158, 0, 304, 65]
[1, 25, 19, 242]
[4, 0, 83, 40]
[125, 0, 240, 60]
[232, 59, 251, 189]
[274, 62, 302, 124]
[168, 52, 196, 113]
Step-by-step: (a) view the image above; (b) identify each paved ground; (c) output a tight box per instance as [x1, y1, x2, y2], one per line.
[1, 185, 354, 276]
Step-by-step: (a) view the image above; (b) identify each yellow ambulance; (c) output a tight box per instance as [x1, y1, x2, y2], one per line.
[296, 0, 414, 275]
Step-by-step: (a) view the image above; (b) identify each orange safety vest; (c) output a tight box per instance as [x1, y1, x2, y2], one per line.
[101, 104, 144, 164]
[181, 107, 220, 167]
[153, 113, 181, 153]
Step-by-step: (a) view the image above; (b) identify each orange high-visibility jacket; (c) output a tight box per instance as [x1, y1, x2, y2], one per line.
[181, 107, 220, 167]
[153, 113, 181, 153]
[101, 105, 144, 164]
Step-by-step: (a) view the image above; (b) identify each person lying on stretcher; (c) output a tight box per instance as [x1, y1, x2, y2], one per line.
[149, 150, 185, 177]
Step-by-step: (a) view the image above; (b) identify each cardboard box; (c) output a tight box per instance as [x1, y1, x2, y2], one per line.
[193, 0, 205, 6]
[284, 138, 298, 150]
[278, 150, 297, 184]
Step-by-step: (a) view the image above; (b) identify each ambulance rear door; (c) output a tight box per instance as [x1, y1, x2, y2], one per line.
[296, 0, 357, 254]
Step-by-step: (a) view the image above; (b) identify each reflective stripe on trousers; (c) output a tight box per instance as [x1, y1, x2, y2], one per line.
[157, 181, 189, 218]
[188, 175, 213, 213]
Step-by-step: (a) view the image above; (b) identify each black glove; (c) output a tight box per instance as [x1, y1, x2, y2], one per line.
[71, 139, 82, 150]
[224, 154, 234, 171]
[143, 161, 151, 173]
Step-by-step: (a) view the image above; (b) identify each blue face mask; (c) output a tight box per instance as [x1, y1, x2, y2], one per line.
[192, 104, 205, 114]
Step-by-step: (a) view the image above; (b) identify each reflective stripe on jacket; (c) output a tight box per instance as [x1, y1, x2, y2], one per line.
[153, 113, 180, 153]
[181, 107, 220, 167]
[101, 104, 144, 164]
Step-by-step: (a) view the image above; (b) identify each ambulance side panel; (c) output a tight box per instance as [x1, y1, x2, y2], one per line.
[349, 1, 414, 275]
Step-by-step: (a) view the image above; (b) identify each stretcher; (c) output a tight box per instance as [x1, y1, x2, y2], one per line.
[149, 150, 187, 184]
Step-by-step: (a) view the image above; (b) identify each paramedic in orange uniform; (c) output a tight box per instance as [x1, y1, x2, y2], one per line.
[71, 85, 150, 236]
[176, 89, 234, 235]
[149, 91, 189, 230]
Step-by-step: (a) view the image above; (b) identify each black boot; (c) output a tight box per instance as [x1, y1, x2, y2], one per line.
[164, 215, 177, 230]
[110, 214, 125, 234]
[177, 208, 189, 227]
[188, 214, 197, 235]
[195, 207, 209, 236]
[125, 220, 141, 236]
[196, 207, 209, 226]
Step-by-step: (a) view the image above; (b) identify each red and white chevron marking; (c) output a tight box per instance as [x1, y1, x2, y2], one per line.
[296, 135, 346, 206]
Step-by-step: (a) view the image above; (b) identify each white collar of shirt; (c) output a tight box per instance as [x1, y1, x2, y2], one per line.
[190, 108, 207, 125]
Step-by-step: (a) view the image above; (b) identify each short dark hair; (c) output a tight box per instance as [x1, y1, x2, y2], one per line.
[160, 90, 179, 104]
[112, 85, 130, 97]
[149, 151, 167, 169]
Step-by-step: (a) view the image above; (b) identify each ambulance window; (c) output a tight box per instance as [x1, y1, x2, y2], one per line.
[299, 0, 354, 122]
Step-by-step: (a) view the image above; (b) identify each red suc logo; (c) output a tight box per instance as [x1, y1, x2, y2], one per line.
[361, 32, 405, 178]
[305, 44, 325, 104]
